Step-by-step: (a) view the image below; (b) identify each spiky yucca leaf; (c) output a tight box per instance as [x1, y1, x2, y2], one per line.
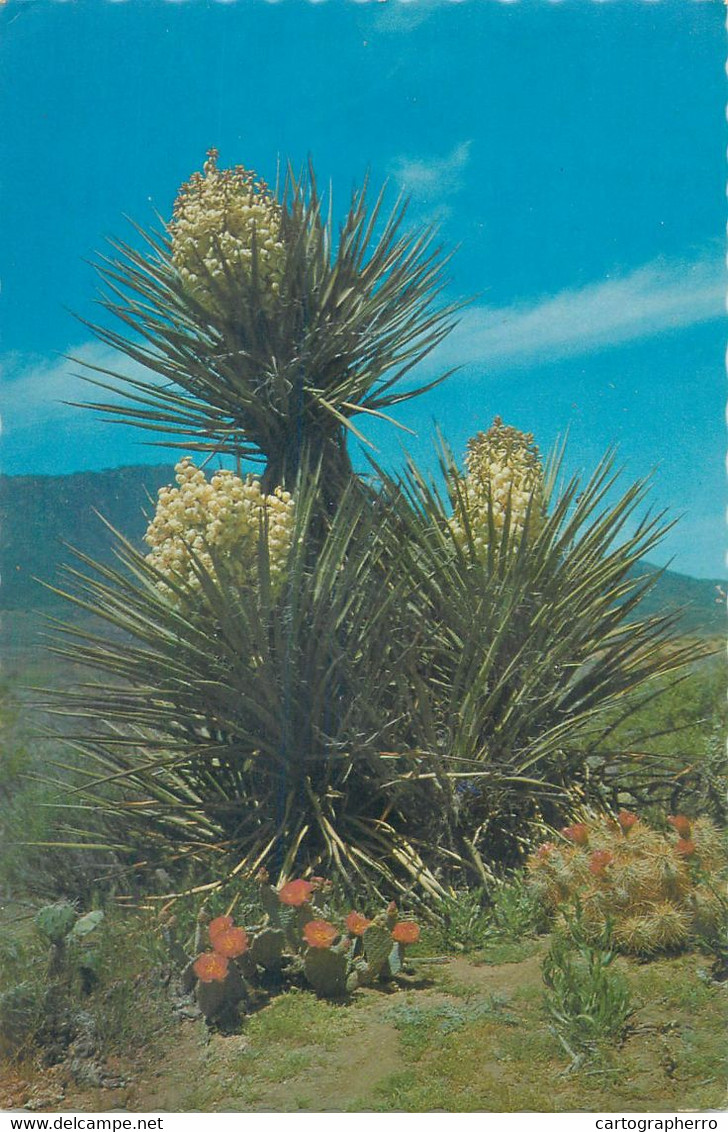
[74, 160, 460, 502]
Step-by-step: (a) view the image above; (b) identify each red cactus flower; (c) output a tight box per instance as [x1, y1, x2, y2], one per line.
[534, 842, 556, 862]
[208, 915, 234, 944]
[617, 810, 638, 834]
[212, 926, 249, 958]
[302, 919, 338, 949]
[346, 911, 372, 936]
[193, 951, 229, 983]
[278, 879, 314, 906]
[561, 823, 589, 846]
[675, 838, 697, 858]
[391, 921, 420, 945]
[588, 849, 615, 877]
[668, 815, 692, 839]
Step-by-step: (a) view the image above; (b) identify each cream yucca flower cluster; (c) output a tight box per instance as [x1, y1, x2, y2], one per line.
[169, 148, 286, 312]
[450, 417, 544, 559]
[145, 458, 295, 597]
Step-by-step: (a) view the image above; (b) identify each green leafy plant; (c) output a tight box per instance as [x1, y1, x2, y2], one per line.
[542, 908, 632, 1062]
[371, 433, 697, 871]
[77, 150, 460, 505]
[46, 465, 450, 899]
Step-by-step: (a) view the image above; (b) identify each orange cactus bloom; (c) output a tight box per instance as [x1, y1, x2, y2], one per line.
[561, 823, 589, 846]
[193, 951, 229, 983]
[617, 810, 638, 834]
[346, 911, 372, 936]
[212, 926, 249, 958]
[391, 921, 420, 945]
[589, 849, 614, 877]
[675, 838, 697, 858]
[302, 919, 338, 949]
[278, 879, 314, 906]
[208, 915, 234, 943]
[668, 815, 692, 839]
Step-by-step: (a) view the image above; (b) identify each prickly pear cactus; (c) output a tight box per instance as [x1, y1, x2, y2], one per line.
[260, 884, 300, 947]
[68, 910, 104, 941]
[196, 963, 247, 1022]
[35, 902, 78, 944]
[259, 884, 314, 950]
[387, 941, 404, 977]
[362, 924, 394, 981]
[304, 947, 348, 998]
[250, 927, 286, 971]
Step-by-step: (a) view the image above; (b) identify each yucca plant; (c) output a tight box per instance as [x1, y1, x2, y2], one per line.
[38, 150, 702, 904]
[44, 461, 449, 901]
[371, 427, 700, 872]
[75, 150, 460, 507]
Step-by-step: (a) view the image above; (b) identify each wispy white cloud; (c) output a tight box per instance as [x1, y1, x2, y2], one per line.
[390, 141, 472, 203]
[433, 253, 724, 373]
[372, 0, 467, 35]
[1, 342, 139, 435]
[2, 251, 722, 468]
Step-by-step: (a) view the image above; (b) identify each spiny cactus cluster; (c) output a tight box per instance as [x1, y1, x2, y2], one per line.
[526, 811, 727, 956]
[144, 457, 295, 598]
[169, 148, 286, 314]
[450, 417, 544, 559]
[179, 875, 422, 1022]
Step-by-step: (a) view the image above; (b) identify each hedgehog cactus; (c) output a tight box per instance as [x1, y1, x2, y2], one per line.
[526, 812, 727, 956]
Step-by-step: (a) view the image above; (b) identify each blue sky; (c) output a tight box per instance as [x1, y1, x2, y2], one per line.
[0, 0, 724, 577]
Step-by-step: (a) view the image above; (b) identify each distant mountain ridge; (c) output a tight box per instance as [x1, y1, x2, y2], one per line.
[0, 464, 175, 610]
[0, 464, 724, 638]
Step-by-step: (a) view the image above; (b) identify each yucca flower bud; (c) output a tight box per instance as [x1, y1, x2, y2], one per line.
[450, 417, 544, 561]
[169, 148, 286, 314]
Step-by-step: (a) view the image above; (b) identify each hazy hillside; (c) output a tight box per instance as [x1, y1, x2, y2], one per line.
[0, 465, 725, 639]
[0, 465, 174, 609]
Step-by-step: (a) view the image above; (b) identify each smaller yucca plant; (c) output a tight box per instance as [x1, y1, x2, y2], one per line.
[526, 811, 727, 956]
